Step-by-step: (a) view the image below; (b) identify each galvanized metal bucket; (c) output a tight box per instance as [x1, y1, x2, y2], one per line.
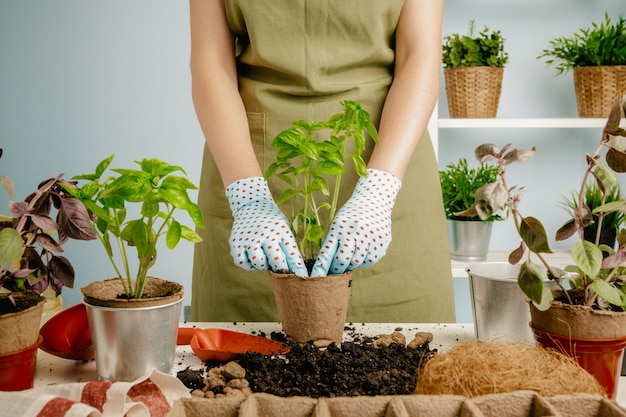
[84, 297, 182, 381]
[466, 262, 533, 343]
[448, 220, 493, 261]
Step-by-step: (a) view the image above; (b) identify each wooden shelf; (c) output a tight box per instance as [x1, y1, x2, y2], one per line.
[439, 118, 607, 129]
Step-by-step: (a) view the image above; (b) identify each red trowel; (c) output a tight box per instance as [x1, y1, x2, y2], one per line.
[177, 327, 290, 362]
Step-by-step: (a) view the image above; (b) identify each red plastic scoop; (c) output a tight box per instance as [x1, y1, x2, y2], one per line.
[177, 327, 290, 362]
[40, 303, 94, 361]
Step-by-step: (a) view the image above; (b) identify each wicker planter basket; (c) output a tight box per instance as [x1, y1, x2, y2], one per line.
[573, 66, 626, 118]
[444, 66, 504, 118]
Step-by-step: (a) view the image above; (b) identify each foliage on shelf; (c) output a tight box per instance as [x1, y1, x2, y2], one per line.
[538, 13, 626, 75]
[442, 20, 509, 69]
[439, 157, 504, 222]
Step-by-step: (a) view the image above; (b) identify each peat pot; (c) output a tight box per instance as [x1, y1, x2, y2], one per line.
[447, 219, 492, 261]
[466, 263, 558, 343]
[269, 271, 351, 347]
[82, 277, 183, 382]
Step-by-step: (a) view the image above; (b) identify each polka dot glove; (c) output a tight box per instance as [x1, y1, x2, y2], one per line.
[226, 177, 308, 276]
[310, 168, 402, 277]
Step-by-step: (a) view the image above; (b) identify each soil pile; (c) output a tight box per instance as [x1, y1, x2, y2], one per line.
[177, 330, 436, 398]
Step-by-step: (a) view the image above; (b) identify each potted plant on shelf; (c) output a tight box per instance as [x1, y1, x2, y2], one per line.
[439, 157, 504, 261]
[442, 20, 509, 118]
[560, 181, 624, 252]
[467, 95, 626, 398]
[0, 149, 96, 390]
[538, 12, 626, 118]
[264, 100, 380, 346]
[66, 155, 204, 381]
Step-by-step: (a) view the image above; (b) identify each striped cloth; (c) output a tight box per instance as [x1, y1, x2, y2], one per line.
[0, 370, 190, 417]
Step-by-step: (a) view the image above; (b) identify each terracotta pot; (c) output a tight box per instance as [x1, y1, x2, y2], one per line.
[531, 326, 626, 399]
[0, 293, 45, 355]
[0, 334, 42, 391]
[269, 271, 351, 346]
[81, 277, 183, 381]
[529, 297, 626, 399]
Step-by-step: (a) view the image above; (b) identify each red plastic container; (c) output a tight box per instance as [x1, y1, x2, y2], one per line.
[0, 334, 42, 391]
[532, 326, 626, 399]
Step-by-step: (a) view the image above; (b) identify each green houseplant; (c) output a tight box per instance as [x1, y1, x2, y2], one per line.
[442, 21, 509, 118]
[560, 181, 624, 251]
[0, 148, 96, 390]
[468, 95, 626, 398]
[538, 13, 626, 117]
[65, 155, 204, 381]
[264, 100, 379, 345]
[439, 157, 503, 260]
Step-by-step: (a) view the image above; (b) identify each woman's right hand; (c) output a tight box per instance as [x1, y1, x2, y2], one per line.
[226, 177, 308, 277]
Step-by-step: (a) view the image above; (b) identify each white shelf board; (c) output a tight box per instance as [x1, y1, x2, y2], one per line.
[450, 250, 572, 277]
[439, 118, 606, 129]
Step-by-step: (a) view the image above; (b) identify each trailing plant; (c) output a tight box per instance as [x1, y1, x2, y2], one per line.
[264, 100, 378, 262]
[65, 156, 204, 299]
[442, 20, 509, 68]
[538, 13, 626, 75]
[0, 148, 96, 313]
[439, 157, 504, 222]
[469, 95, 626, 312]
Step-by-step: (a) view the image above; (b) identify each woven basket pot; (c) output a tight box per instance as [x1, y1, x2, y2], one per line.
[269, 271, 352, 347]
[444, 66, 504, 118]
[573, 66, 626, 118]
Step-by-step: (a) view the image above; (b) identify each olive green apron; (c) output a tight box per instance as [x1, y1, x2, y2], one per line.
[190, 0, 456, 323]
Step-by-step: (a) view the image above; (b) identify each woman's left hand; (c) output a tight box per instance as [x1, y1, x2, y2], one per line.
[310, 169, 401, 277]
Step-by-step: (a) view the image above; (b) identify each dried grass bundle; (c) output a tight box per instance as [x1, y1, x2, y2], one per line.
[415, 342, 606, 398]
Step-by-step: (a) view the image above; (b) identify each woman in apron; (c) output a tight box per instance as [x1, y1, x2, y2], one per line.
[188, 0, 455, 323]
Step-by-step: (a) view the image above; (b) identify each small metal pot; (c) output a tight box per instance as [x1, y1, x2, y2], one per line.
[84, 297, 182, 381]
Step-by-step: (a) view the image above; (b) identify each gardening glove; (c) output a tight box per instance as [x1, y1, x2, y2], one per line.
[311, 168, 402, 277]
[226, 176, 308, 277]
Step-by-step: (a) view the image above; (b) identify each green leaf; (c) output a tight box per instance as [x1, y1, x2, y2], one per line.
[520, 216, 552, 254]
[591, 279, 623, 306]
[518, 260, 546, 305]
[571, 239, 602, 278]
[277, 189, 298, 205]
[166, 220, 182, 249]
[0, 228, 23, 265]
[180, 225, 203, 243]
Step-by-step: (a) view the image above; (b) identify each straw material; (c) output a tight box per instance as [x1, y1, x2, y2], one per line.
[414, 342, 605, 398]
[444, 66, 504, 118]
[573, 66, 626, 118]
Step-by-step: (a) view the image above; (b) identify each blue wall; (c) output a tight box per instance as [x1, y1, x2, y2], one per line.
[1, 1, 624, 318]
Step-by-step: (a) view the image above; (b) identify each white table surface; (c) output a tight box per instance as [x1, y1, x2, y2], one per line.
[33, 322, 626, 407]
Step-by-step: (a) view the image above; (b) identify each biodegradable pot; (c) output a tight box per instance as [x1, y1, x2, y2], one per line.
[0, 293, 45, 355]
[81, 277, 183, 382]
[447, 219, 493, 261]
[0, 334, 42, 391]
[269, 271, 351, 346]
[529, 296, 626, 399]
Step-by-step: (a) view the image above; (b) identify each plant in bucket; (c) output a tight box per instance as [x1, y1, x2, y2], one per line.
[0, 148, 96, 390]
[256, 100, 393, 346]
[65, 155, 204, 381]
[467, 95, 626, 399]
[439, 157, 505, 261]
